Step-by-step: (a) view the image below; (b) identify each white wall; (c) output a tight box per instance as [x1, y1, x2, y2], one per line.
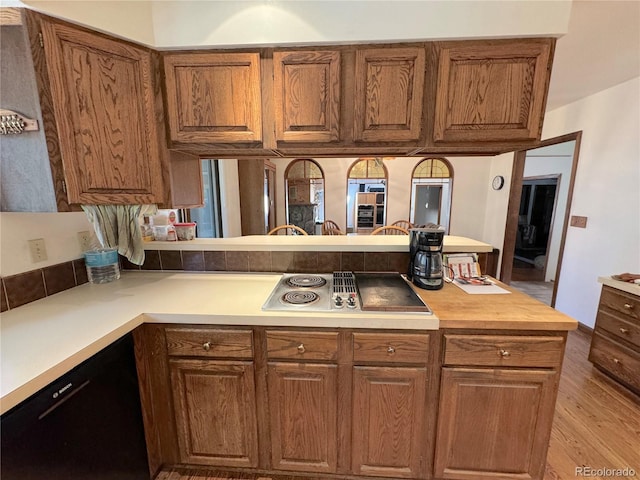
[14, 1, 570, 48]
[20, 1, 155, 45]
[539, 78, 640, 328]
[150, 1, 570, 48]
[269, 156, 494, 240]
[0, 212, 92, 276]
[218, 159, 242, 238]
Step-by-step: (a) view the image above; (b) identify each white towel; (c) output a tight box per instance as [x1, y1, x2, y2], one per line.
[81, 205, 149, 266]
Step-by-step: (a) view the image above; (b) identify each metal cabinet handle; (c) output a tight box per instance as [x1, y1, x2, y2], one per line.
[619, 327, 629, 334]
[613, 358, 622, 365]
[624, 303, 633, 310]
[297, 343, 306, 354]
[203, 342, 211, 351]
[498, 349, 511, 358]
[387, 346, 396, 354]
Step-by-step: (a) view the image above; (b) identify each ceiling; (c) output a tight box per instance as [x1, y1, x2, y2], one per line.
[14, 0, 640, 112]
[545, 0, 640, 111]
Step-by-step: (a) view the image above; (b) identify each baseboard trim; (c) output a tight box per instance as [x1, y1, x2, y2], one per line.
[576, 322, 593, 335]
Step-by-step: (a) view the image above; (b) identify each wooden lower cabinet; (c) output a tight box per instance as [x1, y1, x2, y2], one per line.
[352, 366, 428, 479]
[434, 368, 558, 480]
[169, 359, 259, 467]
[267, 362, 338, 473]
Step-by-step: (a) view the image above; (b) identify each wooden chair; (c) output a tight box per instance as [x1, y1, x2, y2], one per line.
[371, 225, 409, 235]
[267, 225, 308, 236]
[322, 220, 345, 235]
[392, 220, 415, 230]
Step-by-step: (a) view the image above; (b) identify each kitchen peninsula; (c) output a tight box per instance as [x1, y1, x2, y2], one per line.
[1, 266, 576, 480]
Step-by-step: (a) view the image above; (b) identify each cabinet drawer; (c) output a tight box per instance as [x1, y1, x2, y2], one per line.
[600, 286, 640, 322]
[589, 332, 640, 393]
[266, 330, 338, 361]
[353, 333, 430, 364]
[443, 335, 564, 368]
[595, 310, 640, 349]
[166, 328, 253, 358]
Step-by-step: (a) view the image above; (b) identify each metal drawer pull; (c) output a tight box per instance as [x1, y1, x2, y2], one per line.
[613, 358, 622, 365]
[624, 303, 633, 310]
[498, 349, 511, 358]
[297, 343, 306, 354]
[202, 342, 211, 351]
[619, 328, 629, 334]
[387, 346, 396, 354]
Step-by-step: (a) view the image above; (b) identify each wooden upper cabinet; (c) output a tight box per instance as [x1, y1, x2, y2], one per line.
[163, 52, 262, 144]
[354, 47, 426, 142]
[273, 50, 341, 143]
[433, 39, 553, 144]
[40, 20, 164, 204]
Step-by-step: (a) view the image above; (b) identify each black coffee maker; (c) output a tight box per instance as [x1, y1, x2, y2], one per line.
[408, 226, 445, 290]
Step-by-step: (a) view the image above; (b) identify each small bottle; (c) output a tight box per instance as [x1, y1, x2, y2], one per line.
[166, 225, 177, 241]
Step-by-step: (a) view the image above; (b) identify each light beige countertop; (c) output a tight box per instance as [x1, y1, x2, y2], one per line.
[598, 276, 640, 296]
[1, 269, 577, 415]
[0, 271, 439, 415]
[146, 235, 493, 253]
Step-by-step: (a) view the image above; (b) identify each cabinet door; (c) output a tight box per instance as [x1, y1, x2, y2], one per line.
[41, 20, 164, 204]
[435, 368, 558, 480]
[433, 39, 552, 144]
[352, 366, 428, 479]
[169, 359, 259, 467]
[273, 50, 340, 143]
[164, 52, 262, 144]
[267, 362, 338, 473]
[354, 47, 425, 142]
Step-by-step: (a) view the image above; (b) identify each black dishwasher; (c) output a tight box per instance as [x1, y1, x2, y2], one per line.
[1, 333, 149, 480]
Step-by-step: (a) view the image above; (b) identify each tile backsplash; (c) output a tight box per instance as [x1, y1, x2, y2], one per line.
[1, 258, 88, 312]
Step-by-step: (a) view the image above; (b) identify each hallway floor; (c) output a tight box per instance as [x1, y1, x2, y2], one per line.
[511, 280, 554, 305]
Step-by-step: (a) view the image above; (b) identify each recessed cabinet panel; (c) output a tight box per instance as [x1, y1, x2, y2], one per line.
[268, 362, 338, 473]
[433, 39, 552, 143]
[169, 359, 259, 467]
[164, 53, 262, 143]
[41, 20, 164, 204]
[354, 47, 426, 142]
[273, 50, 340, 142]
[352, 366, 427, 479]
[434, 367, 557, 480]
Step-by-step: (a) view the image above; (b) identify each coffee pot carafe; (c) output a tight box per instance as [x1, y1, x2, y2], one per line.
[408, 226, 445, 290]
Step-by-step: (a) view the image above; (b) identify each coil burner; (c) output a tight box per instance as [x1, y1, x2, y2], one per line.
[286, 275, 327, 289]
[281, 290, 320, 306]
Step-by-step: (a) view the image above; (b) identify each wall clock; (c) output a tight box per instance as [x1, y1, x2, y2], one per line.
[492, 175, 505, 190]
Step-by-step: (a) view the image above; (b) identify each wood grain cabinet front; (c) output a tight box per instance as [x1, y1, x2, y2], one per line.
[432, 38, 553, 145]
[273, 50, 341, 143]
[434, 368, 558, 480]
[40, 18, 165, 204]
[163, 52, 263, 144]
[169, 359, 259, 468]
[589, 286, 640, 394]
[354, 47, 426, 143]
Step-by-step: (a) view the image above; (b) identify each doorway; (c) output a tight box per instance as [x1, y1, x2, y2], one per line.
[412, 185, 443, 226]
[513, 176, 559, 281]
[501, 132, 582, 307]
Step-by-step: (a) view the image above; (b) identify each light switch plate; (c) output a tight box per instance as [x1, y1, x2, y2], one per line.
[570, 215, 588, 228]
[28, 238, 48, 262]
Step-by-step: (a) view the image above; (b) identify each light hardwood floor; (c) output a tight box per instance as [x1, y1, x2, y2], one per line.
[156, 330, 640, 480]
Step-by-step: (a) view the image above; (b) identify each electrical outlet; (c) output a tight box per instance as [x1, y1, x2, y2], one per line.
[77, 231, 92, 252]
[570, 215, 588, 228]
[28, 238, 48, 263]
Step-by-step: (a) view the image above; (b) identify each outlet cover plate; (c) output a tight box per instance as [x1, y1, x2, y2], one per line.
[28, 238, 48, 262]
[77, 231, 92, 252]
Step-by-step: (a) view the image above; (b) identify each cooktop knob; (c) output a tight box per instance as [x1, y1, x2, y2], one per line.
[333, 295, 344, 308]
[347, 295, 357, 309]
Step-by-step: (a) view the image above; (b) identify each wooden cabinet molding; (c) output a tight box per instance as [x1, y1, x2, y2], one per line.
[40, 18, 165, 204]
[273, 50, 341, 143]
[163, 52, 263, 144]
[432, 38, 554, 145]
